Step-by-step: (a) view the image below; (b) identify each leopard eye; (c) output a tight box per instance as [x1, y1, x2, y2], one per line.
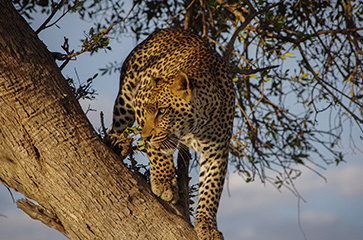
[159, 107, 166, 114]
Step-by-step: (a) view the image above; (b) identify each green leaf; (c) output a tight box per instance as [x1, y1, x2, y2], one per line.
[284, 52, 294, 57]
[299, 73, 309, 78]
[89, 27, 94, 36]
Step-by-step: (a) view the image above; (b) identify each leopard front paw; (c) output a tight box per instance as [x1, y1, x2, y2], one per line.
[195, 217, 224, 240]
[150, 175, 178, 204]
[104, 132, 132, 157]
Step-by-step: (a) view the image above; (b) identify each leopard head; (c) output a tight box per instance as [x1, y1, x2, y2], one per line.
[137, 72, 197, 155]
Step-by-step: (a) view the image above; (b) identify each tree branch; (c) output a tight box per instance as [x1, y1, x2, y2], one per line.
[230, 64, 279, 75]
[166, 0, 196, 27]
[36, 0, 68, 34]
[216, 0, 248, 23]
[17, 199, 66, 235]
[222, 0, 283, 62]
[66, 21, 117, 59]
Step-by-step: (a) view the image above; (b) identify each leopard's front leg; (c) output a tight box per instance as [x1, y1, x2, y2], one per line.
[146, 147, 178, 204]
[194, 147, 228, 240]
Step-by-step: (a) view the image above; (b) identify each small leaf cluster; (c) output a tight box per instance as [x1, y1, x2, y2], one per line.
[81, 27, 112, 55]
[66, 72, 98, 101]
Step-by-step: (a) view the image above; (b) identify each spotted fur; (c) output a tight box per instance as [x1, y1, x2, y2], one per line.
[109, 28, 235, 240]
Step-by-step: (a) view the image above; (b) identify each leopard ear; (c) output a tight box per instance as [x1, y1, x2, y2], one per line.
[149, 76, 164, 90]
[150, 75, 157, 89]
[170, 72, 194, 102]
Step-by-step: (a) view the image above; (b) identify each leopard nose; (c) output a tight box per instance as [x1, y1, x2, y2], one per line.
[141, 126, 154, 142]
[144, 135, 152, 142]
[141, 131, 152, 142]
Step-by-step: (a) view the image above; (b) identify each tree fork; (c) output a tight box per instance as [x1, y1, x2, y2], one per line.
[0, 1, 197, 239]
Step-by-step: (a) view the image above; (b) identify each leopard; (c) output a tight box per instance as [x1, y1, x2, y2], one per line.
[108, 28, 235, 240]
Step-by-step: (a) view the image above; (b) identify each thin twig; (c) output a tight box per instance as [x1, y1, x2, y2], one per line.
[165, 0, 196, 26]
[237, 102, 253, 130]
[249, 80, 264, 116]
[264, 26, 363, 44]
[205, 35, 249, 62]
[36, 0, 67, 34]
[100, 111, 107, 136]
[223, 0, 283, 62]
[229, 138, 251, 161]
[121, 2, 138, 32]
[199, 0, 206, 37]
[224, 16, 255, 62]
[207, 30, 279, 73]
[230, 64, 279, 75]
[43, 8, 71, 31]
[5, 184, 15, 203]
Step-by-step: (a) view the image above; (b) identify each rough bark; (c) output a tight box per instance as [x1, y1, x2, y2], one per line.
[0, 1, 197, 239]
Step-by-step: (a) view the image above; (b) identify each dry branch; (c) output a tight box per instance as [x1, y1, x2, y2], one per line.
[17, 199, 66, 234]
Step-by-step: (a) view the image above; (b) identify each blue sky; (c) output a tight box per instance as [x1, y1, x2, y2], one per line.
[1, 7, 363, 240]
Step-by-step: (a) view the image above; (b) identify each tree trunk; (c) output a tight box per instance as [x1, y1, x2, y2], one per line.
[0, 1, 197, 239]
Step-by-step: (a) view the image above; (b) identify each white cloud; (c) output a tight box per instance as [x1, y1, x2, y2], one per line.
[219, 173, 298, 217]
[217, 160, 363, 240]
[325, 165, 363, 197]
[300, 210, 339, 225]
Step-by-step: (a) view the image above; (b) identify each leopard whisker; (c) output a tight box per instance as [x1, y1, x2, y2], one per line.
[160, 136, 179, 153]
[177, 143, 191, 164]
